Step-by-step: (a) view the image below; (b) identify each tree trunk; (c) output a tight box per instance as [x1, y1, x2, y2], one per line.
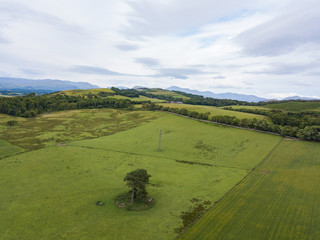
[131, 187, 135, 205]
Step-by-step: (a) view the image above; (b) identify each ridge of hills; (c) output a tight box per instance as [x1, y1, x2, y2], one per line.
[0, 77, 318, 101]
[0, 77, 98, 92]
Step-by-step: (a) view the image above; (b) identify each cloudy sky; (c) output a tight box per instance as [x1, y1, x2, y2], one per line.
[0, 0, 319, 98]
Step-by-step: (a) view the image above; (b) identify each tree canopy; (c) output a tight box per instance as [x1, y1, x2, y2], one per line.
[124, 169, 151, 205]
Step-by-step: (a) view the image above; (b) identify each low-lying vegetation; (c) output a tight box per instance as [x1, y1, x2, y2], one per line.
[0, 109, 161, 150]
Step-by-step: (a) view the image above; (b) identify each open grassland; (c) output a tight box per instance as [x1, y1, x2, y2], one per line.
[264, 101, 320, 112]
[0, 139, 24, 158]
[0, 111, 281, 240]
[179, 140, 320, 240]
[0, 146, 248, 240]
[54, 88, 115, 96]
[228, 105, 269, 111]
[70, 114, 280, 169]
[160, 103, 268, 120]
[146, 89, 190, 99]
[110, 95, 165, 103]
[0, 109, 161, 150]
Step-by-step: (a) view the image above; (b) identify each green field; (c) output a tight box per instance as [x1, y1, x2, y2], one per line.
[110, 95, 165, 103]
[0, 110, 281, 240]
[228, 105, 268, 110]
[264, 101, 320, 112]
[145, 89, 190, 99]
[0, 139, 24, 158]
[161, 103, 268, 120]
[54, 88, 115, 96]
[179, 140, 320, 240]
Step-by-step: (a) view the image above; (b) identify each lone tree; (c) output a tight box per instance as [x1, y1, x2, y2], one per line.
[124, 169, 151, 205]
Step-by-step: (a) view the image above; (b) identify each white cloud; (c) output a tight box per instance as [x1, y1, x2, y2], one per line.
[0, 0, 319, 98]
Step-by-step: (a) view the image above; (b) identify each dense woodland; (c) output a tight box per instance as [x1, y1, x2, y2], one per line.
[0, 93, 133, 117]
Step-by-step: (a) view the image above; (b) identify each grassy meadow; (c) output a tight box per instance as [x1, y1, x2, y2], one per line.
[145, 89, 190, 99]
[179, 140, 320, 240]
[54, 88, 115, 96]
[160, 103, 268, 120]
[0, 110, 282, 240]
[111, 95, 165, 103]
[0, 139, 24, 158]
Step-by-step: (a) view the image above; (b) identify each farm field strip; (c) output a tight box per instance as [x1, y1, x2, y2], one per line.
[263, 101, 320, 112]
[178, 140, 320, 240]
[160, 103, 268, 120]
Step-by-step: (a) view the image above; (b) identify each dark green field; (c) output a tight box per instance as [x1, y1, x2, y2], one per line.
[179, 140, 320, 240]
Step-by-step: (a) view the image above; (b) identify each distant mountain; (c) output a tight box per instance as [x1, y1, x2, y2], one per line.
[282, 96, 318, 101]
[0, 77, 98, 92]
[166, 86, 267, 102]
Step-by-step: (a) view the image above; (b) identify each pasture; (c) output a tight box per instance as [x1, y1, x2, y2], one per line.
[0, 139, 24, 158]
[111, 95, 165, 103]
[160, 103, 268, 120]
[54, 88, 115, 96]
[145, 89, 190, 99]
[179, 140, 320, 240]
[0, 110, 281, 240]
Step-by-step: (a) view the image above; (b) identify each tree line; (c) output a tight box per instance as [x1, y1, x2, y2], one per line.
[223, 107, 320, 128]
[138, 90, 251, 107]
[142, 103, 320, 142]
[0, 93, 134, 117]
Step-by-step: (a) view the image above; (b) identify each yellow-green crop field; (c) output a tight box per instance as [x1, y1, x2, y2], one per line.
[54, 88, 115, 96]
[179, 140, 320, 240]
[110, 95, 165, 102]
[146, 89, 190, 99]
[160, 103, 268, 120]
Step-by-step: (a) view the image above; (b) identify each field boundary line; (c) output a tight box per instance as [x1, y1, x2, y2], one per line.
[176, 138, 284, 239]
[66, 145, 251, 171]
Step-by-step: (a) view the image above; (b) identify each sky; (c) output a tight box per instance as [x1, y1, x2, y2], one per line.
[0, 0, 319, 99]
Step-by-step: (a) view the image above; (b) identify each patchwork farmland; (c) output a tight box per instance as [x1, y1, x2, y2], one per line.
[0, 108, 319, 239]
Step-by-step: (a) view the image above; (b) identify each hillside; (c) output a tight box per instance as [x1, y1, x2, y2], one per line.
[0, 77, 98, 95]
